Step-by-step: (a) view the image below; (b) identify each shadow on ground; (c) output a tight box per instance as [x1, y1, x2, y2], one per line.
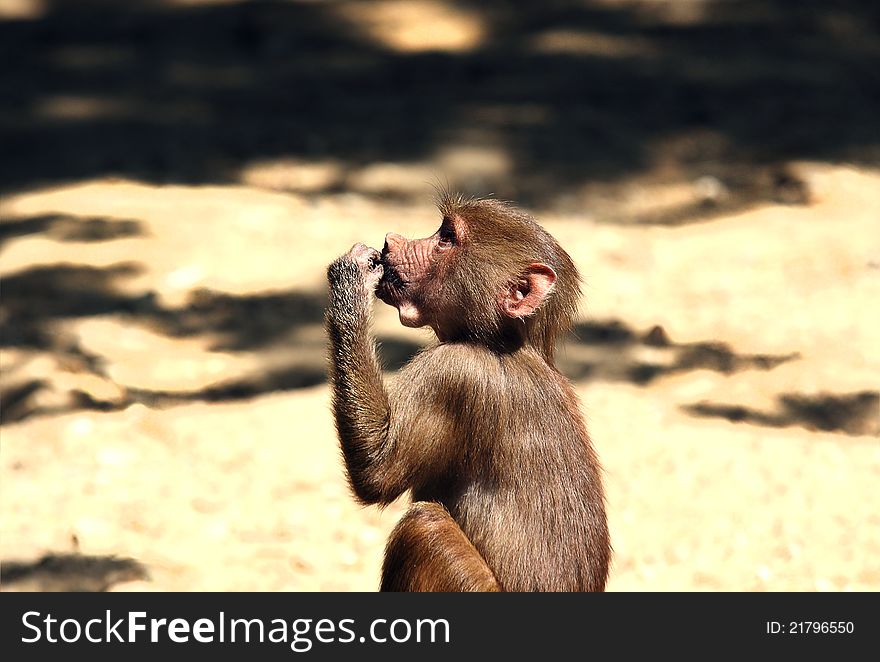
[0, 256, 807, 428]
[560, 320, 799, 384]
[1, 0, 877, 213]
[0, 261, 326, 352]
[684, 391, 880, 436]
[0, 214, 146, 247]
[0, 258, 334, 422]
[0, 240, 429, 422]
[1, 553, 148, 592]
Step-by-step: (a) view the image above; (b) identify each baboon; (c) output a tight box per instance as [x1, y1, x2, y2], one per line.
[326, 192, 609, 591]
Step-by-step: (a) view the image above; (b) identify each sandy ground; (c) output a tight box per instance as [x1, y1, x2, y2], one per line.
[1, 161, 878, 592]
[1, 0, 879, 592]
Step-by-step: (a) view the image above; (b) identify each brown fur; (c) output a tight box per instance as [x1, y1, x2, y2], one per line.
[325, 194, 610, 591]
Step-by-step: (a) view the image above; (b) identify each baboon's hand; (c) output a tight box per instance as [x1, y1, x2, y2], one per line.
[327, 244, 384, 311]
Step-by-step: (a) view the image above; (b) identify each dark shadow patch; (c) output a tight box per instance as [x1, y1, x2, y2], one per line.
[126, 364, 327, 408]
[0, 1, 876, 214]
[572, 319, 635, 344]
[0, 263, 154, 355]
[0, 262, 153, 349]
[676, 341, 795, 373]
[150, 288, 327, 352]
[51, 216, 145, 242]
[0, 262, 332, 422]
[2, 553, 148, 592]
[0, 263, 326, 352]
[683, 391, 880, 436]
[562, 321, 799, 385]
[0, 379, 47, 424]
[2, 362, 329, 425]
[0, 215, 145, 248]
[0, 215, 56, 245]
[2, 330, 429, 425]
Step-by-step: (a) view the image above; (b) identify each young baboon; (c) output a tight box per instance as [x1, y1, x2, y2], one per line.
[326, 192, 609, 591]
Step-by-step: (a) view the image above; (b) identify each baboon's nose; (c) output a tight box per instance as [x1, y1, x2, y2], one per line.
[384, 232, 407, 253]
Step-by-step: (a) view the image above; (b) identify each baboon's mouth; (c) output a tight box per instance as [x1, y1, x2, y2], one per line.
[380, 262, 404, 286]
[376, 261, 402, 304]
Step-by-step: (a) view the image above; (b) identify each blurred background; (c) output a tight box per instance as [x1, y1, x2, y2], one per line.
[1, 0, 878, 591]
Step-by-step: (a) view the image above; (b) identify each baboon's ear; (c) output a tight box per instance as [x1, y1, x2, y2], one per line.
[500, 263, 557, 318]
